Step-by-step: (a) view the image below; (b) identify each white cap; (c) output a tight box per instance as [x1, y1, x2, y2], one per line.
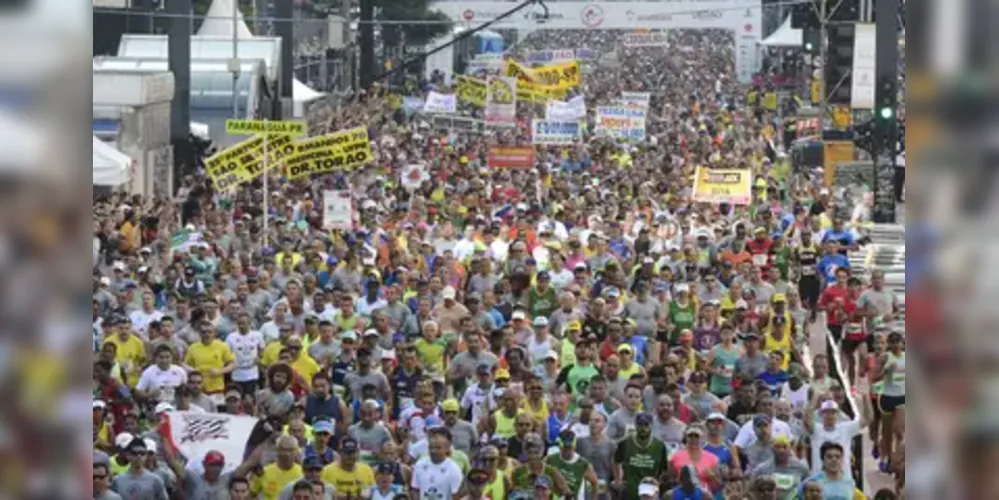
[341, 331, 358, 341]
[642, 256, 655, 264]
[363, 328, 380, 338]
[675, 283, 690, 293]
[638, 483, 659, 496]
[99, 277, 111, 286]
[143, 438, 158, 453]
[381, 349, 396, 360]
[114, 432, 135, 449]
[112, 261, 127, 271]
[706, 412, 726, 421]
[734, 299, 749, 309]
[362, 199, 377, 210]
[137, 266, 149, 274]
[544, 350, 559, 361]
[154, 402, 175, 414]
[442, 286, 457, 300]
[533, 316, 549, 327]
[512, 310, 527, 321]
[93, 400, 107, 410]
[820, 400, 839, 412]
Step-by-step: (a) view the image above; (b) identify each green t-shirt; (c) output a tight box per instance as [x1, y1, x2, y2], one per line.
[510, 464, 561, 498]
[614, 437, 668, 499]
[669, 300, 697, 339]
[546, 453, 590, 497]
[530, 286, 558, 319]
[566, 364, 599, 397]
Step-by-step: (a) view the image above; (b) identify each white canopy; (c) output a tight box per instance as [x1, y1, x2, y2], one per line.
[197, 0, 254, 38]
[760, 16, 803, 47]
[293, 79, 325, 117]
[93, 136, 132, 186]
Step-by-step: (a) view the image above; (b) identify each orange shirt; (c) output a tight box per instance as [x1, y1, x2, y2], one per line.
[720, 249, 753, 268]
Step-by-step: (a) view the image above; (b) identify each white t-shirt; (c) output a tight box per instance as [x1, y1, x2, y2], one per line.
[136, 364, 188, 403]
[460, 384, 495, 429]
[130, 309, 164, 338]
[733, 418, 795, 448]
[226, 330, 266, 382]
[410, 457, 463, 500]
[810, 419, 861, 474]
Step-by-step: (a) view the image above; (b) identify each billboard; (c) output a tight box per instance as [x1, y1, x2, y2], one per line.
[433, 1, 763, 82]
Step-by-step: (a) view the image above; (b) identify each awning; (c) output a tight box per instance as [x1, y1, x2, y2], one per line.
[760, 16, 803, 47]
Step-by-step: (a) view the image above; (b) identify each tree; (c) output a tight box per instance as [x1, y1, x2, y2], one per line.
[358, 0, 452, 87]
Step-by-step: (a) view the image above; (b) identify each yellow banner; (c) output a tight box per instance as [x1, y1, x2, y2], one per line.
[205, 136, 266, 191]
[823, 141, 855, 186]
[504, 59, 536, 84]
[457, 75, 487, 107]
[762, 92, 778, 111]
[283, 127, 374, 179]
[518, 82, 567, 103]
[692, 167, 753, 205]
[831, 106, 852, 128]
[529, 60, 581, 89]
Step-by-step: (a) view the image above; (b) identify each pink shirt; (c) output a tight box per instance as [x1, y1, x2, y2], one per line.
[670, 449, 721, 491]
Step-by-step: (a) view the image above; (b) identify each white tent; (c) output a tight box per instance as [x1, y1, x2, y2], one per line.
[93, 136, 132, 186]
[760, 17, 803, 47]
[198, 0, 323, 117]
[197, 0, 254, 38]
[293, 78, 326, 117]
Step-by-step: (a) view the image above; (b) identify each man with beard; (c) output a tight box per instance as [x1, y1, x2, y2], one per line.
[545, 429, 599, 500]
[256, 363, 296, 418]
[510, 434, 569, 498]
[749, 435, 810, 499]
[613, 412, 668, 499]
[410, 427, 465, 500]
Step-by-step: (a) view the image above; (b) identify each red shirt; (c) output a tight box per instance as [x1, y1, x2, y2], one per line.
[746, 237, 774, 264]
[817, 285, 851, 326]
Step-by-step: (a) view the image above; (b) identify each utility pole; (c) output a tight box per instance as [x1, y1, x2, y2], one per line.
[168, 0, 192, 182]
[230, 0, 240, 118]
[872, 0, 900, 223]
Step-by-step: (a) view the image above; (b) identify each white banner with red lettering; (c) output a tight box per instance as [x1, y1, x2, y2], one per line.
[160, 411, 258, 474]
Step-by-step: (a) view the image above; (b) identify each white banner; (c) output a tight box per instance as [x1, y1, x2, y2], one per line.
[622, 32, 669, 48]
[532, 120, 583, 145]
[619, 91, 651, 108]
[323, 190, 354, 230]
[485, 76, 518, 123]
[400, 163, 429, 191]
[422, 91, 457, 114]
[545, 95, 587, 121]
[851, 23, 876, 110]
[594, 106, 646, 141]
[162, 412, 258, 474]
[435, 1, 762, 83]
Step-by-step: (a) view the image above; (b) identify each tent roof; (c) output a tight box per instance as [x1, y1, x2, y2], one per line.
[198, 0, 254, 38]
[293, 79, 324, 103]
[93, 136, 132, 186]
[760, 16, 802, 47]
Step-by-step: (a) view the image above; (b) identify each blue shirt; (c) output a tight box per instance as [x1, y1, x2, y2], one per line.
[822, 229, 856, 247]
[797, 472, 855, 500]
[757, 369, 789, 396]
[817, 254, 850, 283]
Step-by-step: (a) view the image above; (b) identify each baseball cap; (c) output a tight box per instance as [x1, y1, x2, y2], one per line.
[93, 400, 107, 410]
[820, 400, 839, 412]
[773, 435, 792, 446]
[635, 412, 653, 426]
[143, 438, 157, 454]
[511, 310, 527, 321]
[154, 402, 175, 414]
[495, 368, 511, 381]
[114, 432, 135, 450]
[476, 363, 492, 375]
[442, 399, 461, 413]
[313, 420, 335, 434]
[772, 293, 787, 303]
[753, 415, 772, 428]
[341, 331, 358, 341]
[375, 462, 395, 475]
[618, 344, 634, 354]
[442, 286, 457, 300]
[557, 429, 576, 447]
[684, 424, 706, 437]
[225, 388, 242, 401]
[544, 350, 559, 361]
[565, 321, 582, 331]
[734, 299, 749, 309]
[363, 329, 380, 338]
[203, 450, 225, 466]
[675, 283, 690, 293]
[340, 438, 359, 453]
[706, 412, 726, 422]
[303, 456, 323, 470]
[533, 316, 549, 327]
[639, 483, 659, 497]
[125, 437, 148, 454]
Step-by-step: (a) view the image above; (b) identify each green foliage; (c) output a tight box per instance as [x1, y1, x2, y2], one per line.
[373, 0, 452, 47]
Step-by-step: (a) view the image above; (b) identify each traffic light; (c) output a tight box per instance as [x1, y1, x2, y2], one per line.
[824, 24, 855, 105]
[874, 76, 898, 153]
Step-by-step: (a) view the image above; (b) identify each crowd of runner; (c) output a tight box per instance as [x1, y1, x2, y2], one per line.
[92, 28, 905, 500]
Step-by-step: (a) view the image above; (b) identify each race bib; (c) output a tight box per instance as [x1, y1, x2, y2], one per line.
[718, 363, 735, 378]
[753, 254, 769, 266]
[773, 473, 797, 490]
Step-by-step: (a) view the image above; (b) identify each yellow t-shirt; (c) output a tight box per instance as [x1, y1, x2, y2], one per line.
[292, 353, 321, 388]
[253, 463, 303, 500]
[260, 341, 283, 368]
[321, 462, 375, 497]
[413, 338, 445, 375]
[521, 399, 549, 427]
[103, 334, 146, 387]
[184, 340, 235, 393]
